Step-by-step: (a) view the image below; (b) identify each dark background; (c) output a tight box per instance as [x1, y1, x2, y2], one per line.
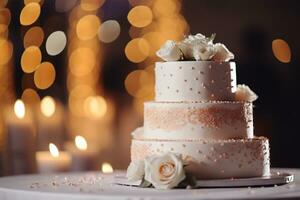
[6, 0, 300, 168]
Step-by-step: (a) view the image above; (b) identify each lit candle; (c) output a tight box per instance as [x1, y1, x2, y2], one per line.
[4, 99, 36, 175]
[65, 135, 99, 171]
[36, 143, 71, 173]
[101, 162, 113, 174]
[37, 96, 65, 150]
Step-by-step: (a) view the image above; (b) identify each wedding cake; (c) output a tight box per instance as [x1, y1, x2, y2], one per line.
[126, 33, 270, 189]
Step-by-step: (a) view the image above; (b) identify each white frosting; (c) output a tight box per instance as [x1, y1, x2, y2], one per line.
[155, 61, 236, 102]
[131, 129, 270, 179]
[143, 101, 253, 140]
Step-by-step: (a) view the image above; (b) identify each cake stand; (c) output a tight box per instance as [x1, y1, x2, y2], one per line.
[0, 168, 299, 200]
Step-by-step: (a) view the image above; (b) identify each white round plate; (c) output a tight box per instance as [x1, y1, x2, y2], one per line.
[115, 171, 294, 188]
[0, 169, 298, 200]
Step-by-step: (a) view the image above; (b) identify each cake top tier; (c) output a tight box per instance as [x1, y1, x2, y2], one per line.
[155, 61, 237, 102]
[154, 33, 258, 102]
[156, 33, 234, 62]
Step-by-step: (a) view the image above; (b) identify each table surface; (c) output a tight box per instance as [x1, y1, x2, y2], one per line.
[0, 168, 299, 200]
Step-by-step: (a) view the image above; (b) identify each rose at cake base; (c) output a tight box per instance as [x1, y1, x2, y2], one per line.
[126, 33, 270, 189]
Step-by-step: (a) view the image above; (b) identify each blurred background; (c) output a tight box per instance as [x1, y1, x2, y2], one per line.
[0, 0, 299, 176]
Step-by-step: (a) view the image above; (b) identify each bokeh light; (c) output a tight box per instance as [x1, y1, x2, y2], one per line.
[127, 5, 153, 28]
[55, 0, 77, 12]
[101, 162, 113, 173]
[46, 31, 67, 56]
[125, 38, 150, 63]
[21, 46, 42, 73]
[80, 0, 105, 11]
[272, 39, 291, 63]
[76, 15, 100, 40]
[21, 88, 40, 105]
[0, 0, 8, 8]
[83, 95, 107, 118]
[69, 84, 94, 116]
[75, 135, 88, 150]
[98, 20, 121, 43]
[49, 143, 59, 157]
[142, 31, 165, 56]
[0, 28, 8, 39]
[69, 47, 95, 76]
[23, 26, 44, 48]
[24, 0, 43, 5]
[34, 62, 56, 89]
[0, 39, 13, 65]
[0, 8, 10, 34]
[40, 96, 56, 117]
[14, 99, 26, 119]
[152, 0, 180, 18]
[20, 2, 41, 26]
[125, 70, 146, 97]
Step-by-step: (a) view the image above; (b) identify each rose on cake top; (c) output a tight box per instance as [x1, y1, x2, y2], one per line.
[235, 84, 258, 102]
[156, 33, 234, 62]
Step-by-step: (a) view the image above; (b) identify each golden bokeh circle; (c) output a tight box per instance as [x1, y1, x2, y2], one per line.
[0, 28, 8, 40]
[127, 5, 153, 28]
[80, 0, 105, 11]
[125, 38, 150, 63]
[152, 0, 180, 18]
[20, 2, 41, 26]
[21, 46, 42, 73]
[21, 88, 40, 105]
[272, 39, 291, 63]
[23, 26, 44, 48]
[76, 15, 100, 40]
[125, 69, 154, 97]
[0, 0, 8, 8]
[24, 0, 43, 5]
[0, 39, 13, 65]
[83, 95, 107, 118]
[69, 47, 96, 76]
[34, 62, 56, 89]
[0, 8, 11, 34]
[142, 31, 165, 56]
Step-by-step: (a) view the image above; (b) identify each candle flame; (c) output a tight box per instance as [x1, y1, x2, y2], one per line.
[14, 99, 26, 119]
[49, 143, 59, 157]
[75, 135, 87, 151]
[40, 96, 56, 117]
[101, 162, 113, 173]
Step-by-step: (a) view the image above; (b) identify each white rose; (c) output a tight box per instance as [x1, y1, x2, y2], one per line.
[177, 42, 192, 59]
[144, 153, 186, 189]
[126, 160, 145, 182]
[235, 84, 258, 102]
[212, 43, 234, 62]
[192, 43, 216, 61]
[156, 40, 182, 61]
[179, 34, 216, 61]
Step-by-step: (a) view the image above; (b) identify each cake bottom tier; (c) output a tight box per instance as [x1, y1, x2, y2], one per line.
[131, 137, 270, 179]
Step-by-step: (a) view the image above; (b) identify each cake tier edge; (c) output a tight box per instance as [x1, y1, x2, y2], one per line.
[144, 101, 253, 140]
[131, 136, 270, 179]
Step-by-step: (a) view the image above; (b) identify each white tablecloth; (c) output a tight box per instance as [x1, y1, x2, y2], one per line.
[0, 168, 299, 200]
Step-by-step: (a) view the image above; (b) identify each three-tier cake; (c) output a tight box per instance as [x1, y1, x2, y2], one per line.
[127, 33, 270, 188]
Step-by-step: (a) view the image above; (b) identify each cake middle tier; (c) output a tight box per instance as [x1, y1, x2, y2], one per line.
[144, 101, 253, 140]
[155, 61, 237, 102]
